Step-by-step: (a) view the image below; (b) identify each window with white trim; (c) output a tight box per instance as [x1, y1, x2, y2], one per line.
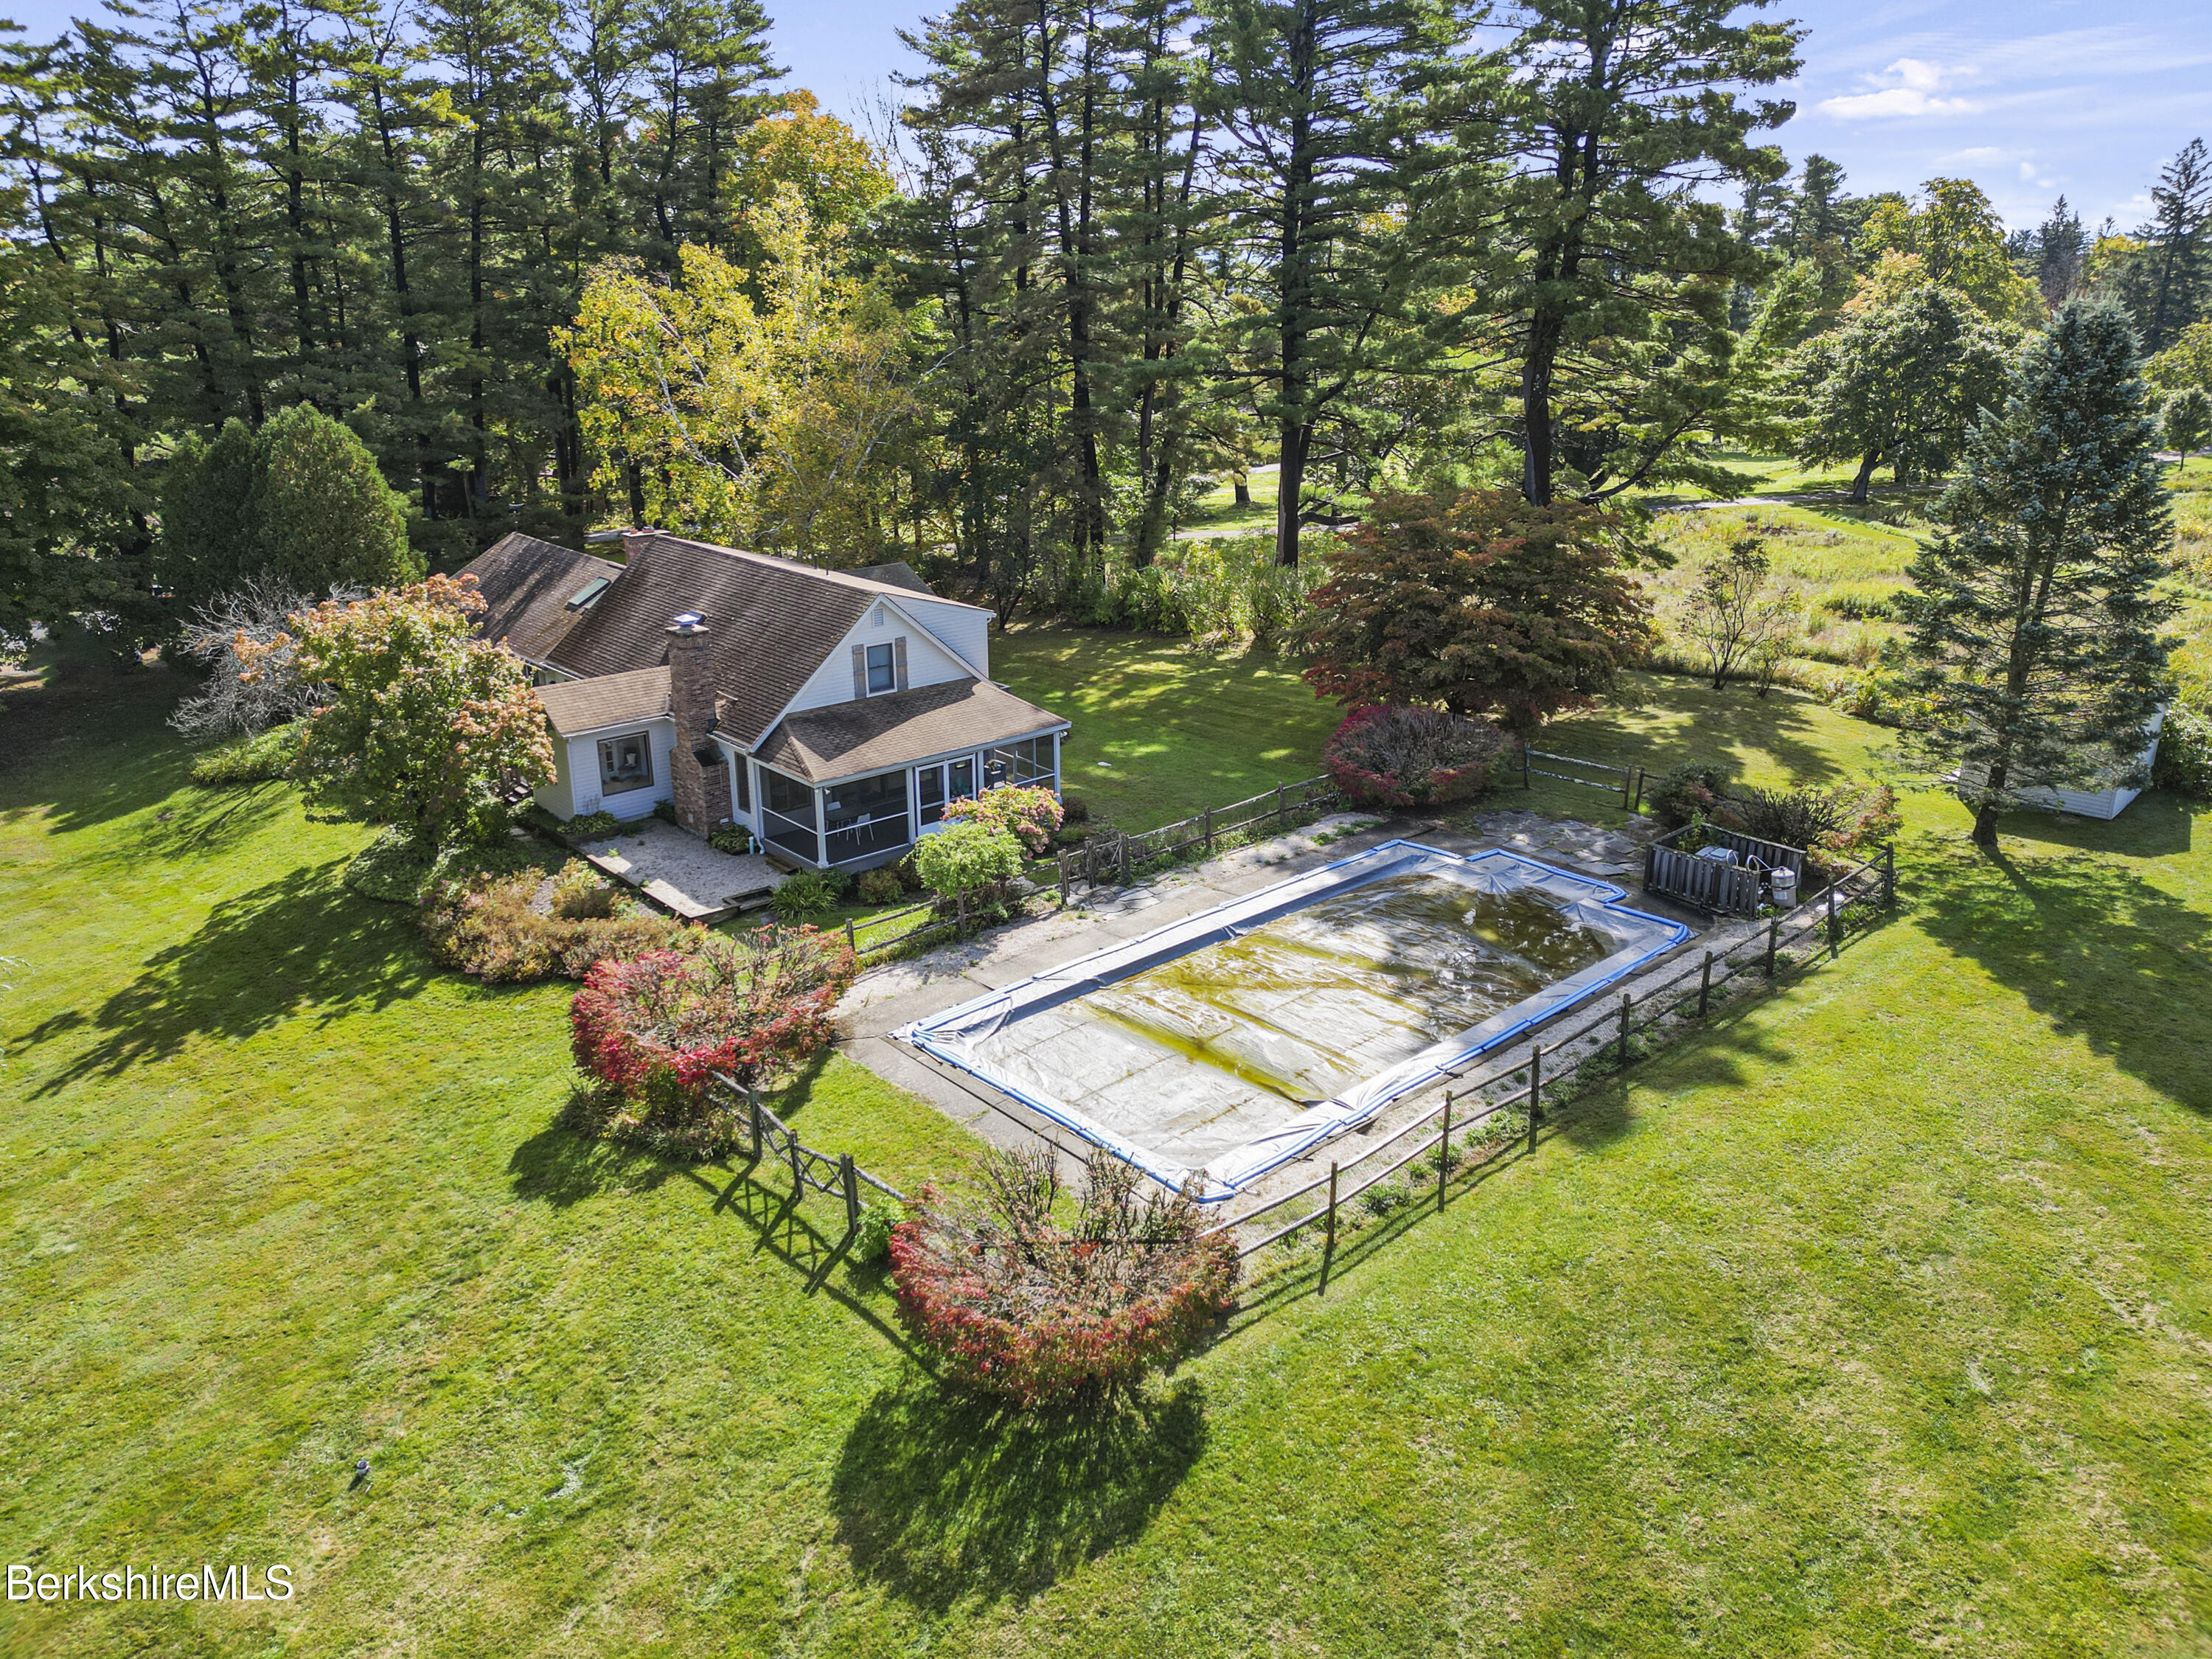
[865, 641, 896, 695]
[597, 731, 654, 793]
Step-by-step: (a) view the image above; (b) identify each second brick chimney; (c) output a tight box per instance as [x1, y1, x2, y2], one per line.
[666, 612, 731, 835]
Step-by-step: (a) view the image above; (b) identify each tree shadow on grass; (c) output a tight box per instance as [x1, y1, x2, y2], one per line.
[1910, 840, 2212, 1113]
[1985, 791, 2196, 861]
[830, 1374, 1208, 1615]
[12, 860, 436, 1093]
[97, 780, 294, 869]
[0, 646, 192, 833]
[505, 1103, 688, 1209]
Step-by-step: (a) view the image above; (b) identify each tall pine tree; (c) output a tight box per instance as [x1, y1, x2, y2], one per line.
[1902, 302, 2177, 848]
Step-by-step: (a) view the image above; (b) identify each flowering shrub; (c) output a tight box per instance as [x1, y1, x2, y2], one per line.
[942, 784, 1062, 858]
[888, 1146, 1239, 1406]
[569, 927, 858, 1153]
[421, 864, 695, 981]
[1321, 705, 1518, 810]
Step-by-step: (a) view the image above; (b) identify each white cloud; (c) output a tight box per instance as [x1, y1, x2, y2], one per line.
[1819, 58, 1981, 119]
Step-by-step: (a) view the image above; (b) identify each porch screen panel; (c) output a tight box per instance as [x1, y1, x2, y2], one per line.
[823, 768, 911, 865]
[985, 736, 1057, 788]
[760, 767, 819, 862]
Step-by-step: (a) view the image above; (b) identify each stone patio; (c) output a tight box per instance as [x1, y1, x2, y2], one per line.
[571, 818, 785, 922]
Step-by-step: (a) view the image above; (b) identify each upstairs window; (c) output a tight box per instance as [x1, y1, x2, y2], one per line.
[866, 641, 896, 695]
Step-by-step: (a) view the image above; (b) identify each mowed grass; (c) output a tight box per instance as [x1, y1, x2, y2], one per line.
[992, 626, 1345, 832]
[4, 635, 2211, 1656]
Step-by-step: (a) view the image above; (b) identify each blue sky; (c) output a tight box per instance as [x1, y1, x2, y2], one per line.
[4, 0, 2205, 232]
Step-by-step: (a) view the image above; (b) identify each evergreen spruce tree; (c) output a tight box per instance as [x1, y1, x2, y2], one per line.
[155, 417, 260, 605]
[1901, 302, 2177, 848]
[2034, 195, 2086, 311]
[245, 404, 422, 591]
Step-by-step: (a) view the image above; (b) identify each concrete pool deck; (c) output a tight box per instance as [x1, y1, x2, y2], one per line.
[838, 807, 1722, 1187]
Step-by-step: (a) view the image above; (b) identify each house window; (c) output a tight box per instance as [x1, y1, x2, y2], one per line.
[949, 757, 975, 799]
[866, 641, 897, 695]
[732, 757, 751, 814]
[597, 731, 654, 793]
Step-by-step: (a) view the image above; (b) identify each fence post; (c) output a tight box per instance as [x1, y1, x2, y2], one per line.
[956, 888, 967, 936]
[841, 1153, 860, 1240]
[1276, 782, 1286, 826]
[747, 1087, 762, 1163]
[1322, 1161, 1340, 1292]
[1882, 843, 1897, 909]
[1698, 950, 1714, 1018]
[1204, 805, 1214, 855]
[845, 917, 857, 954]
[1526, 1046, 1543, 1152]
[1058, 849, 1071, 908]
[1631, 767, 1646, 815]
[1765, 914, 1780, 978]
[1120, 832, 1131, 883]
[1620, 767, 1632, 810]
[788, 1120, 804, 1197]
[1522, 744, 1532, 790]
[1828, 884, 1840, 957]
[1438, 1096, 1451, 1213]
[1618, 992, 1632, 1069]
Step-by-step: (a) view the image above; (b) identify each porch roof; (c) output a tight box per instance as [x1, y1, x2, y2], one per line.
[752, 677, 1067, 785]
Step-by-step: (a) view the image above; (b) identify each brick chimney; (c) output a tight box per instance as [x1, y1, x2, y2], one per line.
[666, 612, 731, 835]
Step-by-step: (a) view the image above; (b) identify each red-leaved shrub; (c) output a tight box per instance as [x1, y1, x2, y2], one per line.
[888, 1147, 1239, 1405]
[1321, 704, 1518, 810]
[568, 927, 858, 1154]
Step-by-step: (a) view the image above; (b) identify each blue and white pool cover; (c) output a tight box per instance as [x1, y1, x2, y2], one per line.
[897, 840, 1691, 1201]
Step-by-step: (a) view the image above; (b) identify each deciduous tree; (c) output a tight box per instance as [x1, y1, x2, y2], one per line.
[252, 574, 553, 847]
[1301, 487, 1653, 732]
[1792, 283, 2011, 502]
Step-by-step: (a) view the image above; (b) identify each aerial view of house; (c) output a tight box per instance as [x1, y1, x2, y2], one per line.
[463, 530, 1068, 869]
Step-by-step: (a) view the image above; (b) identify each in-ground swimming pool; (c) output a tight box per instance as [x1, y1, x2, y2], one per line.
[898, 841, 1691, 1201]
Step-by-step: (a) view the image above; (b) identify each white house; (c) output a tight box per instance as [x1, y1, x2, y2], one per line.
[459, 530, 1070, 872]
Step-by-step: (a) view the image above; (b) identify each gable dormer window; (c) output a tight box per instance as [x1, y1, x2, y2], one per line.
[866, 641, 896, 695]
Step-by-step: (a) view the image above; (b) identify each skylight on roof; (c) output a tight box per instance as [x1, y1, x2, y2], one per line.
[566, 577, 611, 610]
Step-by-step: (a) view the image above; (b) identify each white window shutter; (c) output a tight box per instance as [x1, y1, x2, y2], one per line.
[893, 636, 908, 690]
[851, 643, 867, 700]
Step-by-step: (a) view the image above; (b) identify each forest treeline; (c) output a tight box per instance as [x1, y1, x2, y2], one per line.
[3, 0, 2210, 647]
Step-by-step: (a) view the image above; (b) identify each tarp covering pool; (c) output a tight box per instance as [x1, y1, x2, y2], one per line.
[897, 840, 1690, 1200]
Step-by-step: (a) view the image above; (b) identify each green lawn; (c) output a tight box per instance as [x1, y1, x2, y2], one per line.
[993, 626, 1345, 832]
[4, 634, 2211, 1656]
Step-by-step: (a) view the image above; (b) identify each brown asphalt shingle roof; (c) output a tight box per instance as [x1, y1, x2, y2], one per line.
[754, 678, 1069, 784]
[535, 666, 669, 735]
[463, 533, 622, 663]
[461, 532, 1012, 751]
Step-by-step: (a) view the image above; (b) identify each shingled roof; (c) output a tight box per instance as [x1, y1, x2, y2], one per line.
[754, 678, 1069, 784]
[535, 665, 669, 735]
[463, 532, 995, 750]
[463, 533, 622, 664]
